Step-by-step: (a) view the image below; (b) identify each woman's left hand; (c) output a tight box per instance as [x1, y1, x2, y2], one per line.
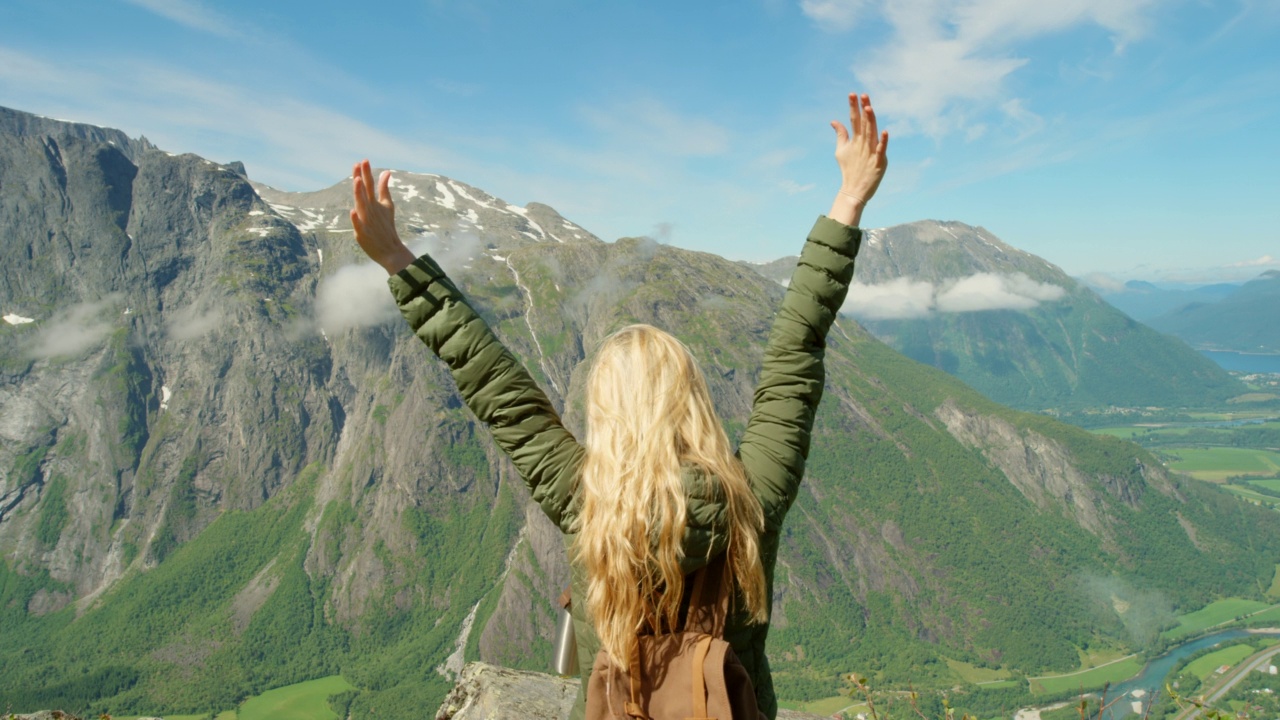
[350, 159, 416, 275]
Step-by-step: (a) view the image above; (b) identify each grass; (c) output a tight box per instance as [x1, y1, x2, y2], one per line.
[1246, 605, 1280, 625]
[1184, 644, 1257, 681]
[1029, 656, 1145, 695]
[1159, 446, 1280, 482]
[1163, 598, 1272, 640]
[1268, 565, 1280, 601]
[779, 695, 863, 716]
[237, 675, 353, 720]
[947, 658, 1012, 684]
[1251, 479, 1280, 493]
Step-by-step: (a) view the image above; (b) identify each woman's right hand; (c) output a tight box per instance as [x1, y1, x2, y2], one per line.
[350, 159, 416, 276]
[828, 93, 889, 227]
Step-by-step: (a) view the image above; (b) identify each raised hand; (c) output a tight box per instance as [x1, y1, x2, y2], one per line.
[350, 159, 416, 275]
[828, 93, 889, 227]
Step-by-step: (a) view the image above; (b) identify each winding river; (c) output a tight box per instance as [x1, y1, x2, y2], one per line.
[1082, 629, 1280, 719]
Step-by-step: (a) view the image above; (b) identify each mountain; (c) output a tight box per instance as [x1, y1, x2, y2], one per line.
[752, 221, 1247, 412]
[1090, 279, 1240, 323]
[3, 108, 1279, 717]
[1147, 271, 1280, 353]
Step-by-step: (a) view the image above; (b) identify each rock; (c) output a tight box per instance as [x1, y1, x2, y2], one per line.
[435, 662, 579, 720]
[434, 661, 830, 720]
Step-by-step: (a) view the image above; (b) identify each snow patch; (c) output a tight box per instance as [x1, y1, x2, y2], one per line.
[248, 210, 265, 216]
[160, 385, 172, 411]
[449, 181, 495, 209]
[246, 227, 274, 237]
[463, 208, 480, 225]
[435, 182, 457, 210]
[3, 313, 35, 325]
[317, 248, 324, 265]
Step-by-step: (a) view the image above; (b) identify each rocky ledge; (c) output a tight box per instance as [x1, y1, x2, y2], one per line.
[435, 662, 831, 720]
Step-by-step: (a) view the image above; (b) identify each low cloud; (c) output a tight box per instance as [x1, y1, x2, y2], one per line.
[1079, 272, 1128, 294]
[29, 296, 122, 358]
[314, 233, 485, 333]
[165, 304, 225, 341]
[936, 272, 1065, 312]
[846, 277, 936, 320]
[844, 272, 1065, 319]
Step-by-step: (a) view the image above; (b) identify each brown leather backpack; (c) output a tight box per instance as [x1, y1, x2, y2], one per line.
[584, 556, 764, 720]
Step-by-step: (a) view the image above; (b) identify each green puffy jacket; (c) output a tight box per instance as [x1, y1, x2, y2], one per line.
[389, 216, 861, 719]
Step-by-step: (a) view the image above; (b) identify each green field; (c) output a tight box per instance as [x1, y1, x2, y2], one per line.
[1029, 655, 1144, 695]
[238, 676, 353, 720]
[1163, 598, 1272, 640]
[947, 658, 1013, 684]
[780, 695, 863, 716]
[1160, 447, 1280, 482]
[116, 677, 354, 720]
[1184, 644, 1256, 680]
[1252, 479, 1280, 492]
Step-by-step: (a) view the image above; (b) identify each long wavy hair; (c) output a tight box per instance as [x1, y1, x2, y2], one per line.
[573, 324, 768, 668]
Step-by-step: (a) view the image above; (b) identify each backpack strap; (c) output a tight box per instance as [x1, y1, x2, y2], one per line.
[690, 634, 714, 719]
[684, 555, 730, 637]
[626, 641, 648, 719]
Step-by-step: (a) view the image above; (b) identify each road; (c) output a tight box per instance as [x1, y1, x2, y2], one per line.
[1174, 644, 1280, 720]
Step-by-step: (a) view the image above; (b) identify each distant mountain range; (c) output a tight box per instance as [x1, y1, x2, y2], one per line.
[1145, 271, 1280, 354]
[3, 107, 1279, 717]
[1090, 279, 1241, 323]
[751, 221, 1247, 412]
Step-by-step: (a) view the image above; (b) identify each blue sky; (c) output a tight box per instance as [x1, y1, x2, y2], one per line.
[1, 0, 1277, 282]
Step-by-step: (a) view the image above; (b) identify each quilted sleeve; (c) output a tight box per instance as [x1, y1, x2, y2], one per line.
[737, 216, 861, 530]
[389, 254, 585, 531]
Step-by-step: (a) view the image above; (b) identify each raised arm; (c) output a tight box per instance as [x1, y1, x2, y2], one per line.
[737, 93, 888, 530]
[350, 160, 584, 530]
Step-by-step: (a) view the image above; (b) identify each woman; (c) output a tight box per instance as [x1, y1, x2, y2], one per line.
[350, 93, 888, 720]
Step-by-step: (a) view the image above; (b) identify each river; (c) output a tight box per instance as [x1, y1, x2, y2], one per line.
[1200, 350, 1280, 374]
[1092, 629, 1280, 719]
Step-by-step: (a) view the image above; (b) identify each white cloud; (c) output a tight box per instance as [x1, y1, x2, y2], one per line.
[165, 305, 225, 341]
[812, 0, 1166, 138]
[800, 0, 873, 30]
[29, 297, 121, 359]
[844, 272, 1065, 319]
[122, 0, 243, 39]
[845, 277, 937, 319]
[0, 47, 460, 192]
[936, 271, 1065, 312]
[313, 234, 484, 333]
[315, 261, 400, 333]
[1079, 272, 1128, 294]
[1226, 254, 1278, 268]
[779, 179, 816, 195]
[579, 98, 730, 158]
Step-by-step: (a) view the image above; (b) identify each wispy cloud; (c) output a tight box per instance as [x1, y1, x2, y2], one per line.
[0, 46, 460, 191]
[28, 297, 123, 359]
[844, 272, 1065, 319]
[802, 0, 1166, 138]
[578, 98, 731, 158]
[121, 0, 244, 40]
[1227, 254, 1278, 268]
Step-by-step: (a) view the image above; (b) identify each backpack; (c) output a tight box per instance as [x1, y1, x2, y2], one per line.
[584, 556, 764, 720]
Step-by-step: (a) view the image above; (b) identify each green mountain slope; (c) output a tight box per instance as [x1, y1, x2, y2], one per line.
[752, 221, 1246, 412]
[1148, 271, 1280, 353]
[2, 109, 1278, 716]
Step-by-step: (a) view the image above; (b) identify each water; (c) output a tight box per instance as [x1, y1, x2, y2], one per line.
[1096, 630, 1280, 719]
[1201, 350, 1280, 374]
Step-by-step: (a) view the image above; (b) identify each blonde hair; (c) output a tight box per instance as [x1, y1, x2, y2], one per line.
[573, 324, 768, 668]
